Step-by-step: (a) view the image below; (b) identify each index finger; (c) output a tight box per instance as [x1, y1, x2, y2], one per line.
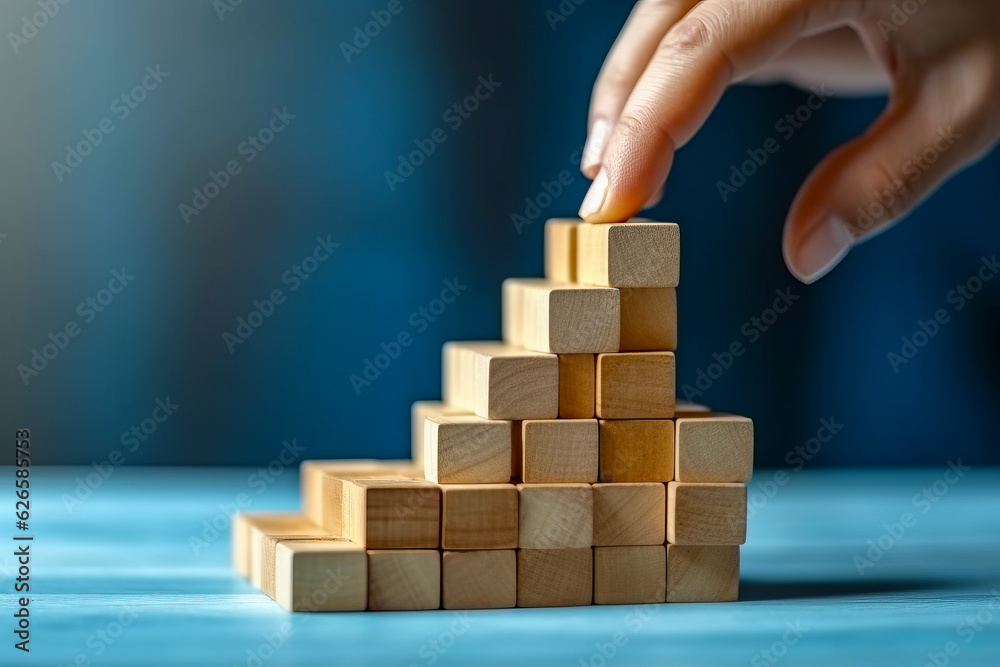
[579, 0, 863, 222]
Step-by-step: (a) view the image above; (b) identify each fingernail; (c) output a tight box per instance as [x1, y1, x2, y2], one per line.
[579, 168, 608, 220]
[582, 118, 610, 177]
[788, 214, 854, 284]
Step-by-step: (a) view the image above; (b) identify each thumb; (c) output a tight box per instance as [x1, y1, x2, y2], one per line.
[782, 92, 971, 284]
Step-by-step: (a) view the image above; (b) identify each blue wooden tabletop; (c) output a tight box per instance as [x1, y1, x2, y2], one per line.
[7, 466, 1000, 666]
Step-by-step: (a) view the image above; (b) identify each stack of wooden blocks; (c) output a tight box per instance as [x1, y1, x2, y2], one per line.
[232, 218, 753, 611]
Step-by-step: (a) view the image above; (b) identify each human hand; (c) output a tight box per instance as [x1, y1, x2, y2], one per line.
[578, 0, 1000, 283]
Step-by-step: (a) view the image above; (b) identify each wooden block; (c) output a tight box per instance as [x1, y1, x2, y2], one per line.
[502, 279, 620, 353]
[520, 419, 598, 483]
[619, 287, 677, 351]
[577, 222, 680, 288]
[239, 514, 317, 587]
[233, 512, 303, 579]
[593, 483, 665, 546]
[559, 354, 595, 418]
[255, 526, 334, 598]
[511, 420, 522, 481]
[674, 412, 754, 483]
[593, 546, 666, 605]
[274, 539, 367, 611]
[517, 483, 593, 548]
[443, 342, 559, 420]
[596, 352, 675, 419]
[367, 550, 441, 610]
[440, 484, 518, 549]
[517, 548, 593, 607]
[544, 218, 579, 283]
[342, 479, 440, 549]
[666, 545, 740, 602]
[410, 402, 472, 472]
[598, 419, 673, 482]
[424, 416, 512, 484]
[300, 460, 414, 530]
[667, 482, 747, 545]
[676, 401, 711, 412]
[442, 550, 516, 609]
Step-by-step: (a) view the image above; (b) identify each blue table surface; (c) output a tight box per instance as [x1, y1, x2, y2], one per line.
[4, 466, 1000, 666]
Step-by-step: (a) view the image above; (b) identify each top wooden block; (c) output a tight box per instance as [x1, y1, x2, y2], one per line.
[502, 278, 620, 354]
[443, 342, 559, 420]
[544, 219, 579, 283]
[577, 222, 680, 287]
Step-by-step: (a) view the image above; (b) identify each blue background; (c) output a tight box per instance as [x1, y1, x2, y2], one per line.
[1, 0, 997, 467]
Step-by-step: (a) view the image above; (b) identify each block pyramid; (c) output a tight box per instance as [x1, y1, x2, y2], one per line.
[232, 218, 753, 610]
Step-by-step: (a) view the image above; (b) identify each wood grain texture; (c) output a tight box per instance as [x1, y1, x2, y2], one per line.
[367, 550, 441, 611]
[274, 539, 367, 611]
[593, 483, 666, 546]
[593, 546, 666, 605]
[411, 402, 472, 472]
[577, 222, 680, 288]
[598, 419, 674, 483]
[442, 341, 559, 420]
[517, 483, 593, 549]
[241, 514, 318, 588]
[667, 482, 747, 545]
[502, 278, 620, 353]
[232, 512, 305, 579]
[300, 460, 414, 531]
[25, 468, 1000, 664]
[521, 419, 598, 483]
[674, 412, 754, 483]
[26, 468, 1000, 664]
[596, 352, 675, 419]
[343, 479, 440, 549]
[423, 415, 512, 484]
[559, 354, 595, 419]
[619, 287, 677, 351]
[258, 530, 334, 599]
[442, 550, 517, 609]
[516, 548, 593, 608]
[544, 218, 580, 283]
[511, 420, 522, 482]
[666, 545, 740, 602]
[440, 483, 518, 549]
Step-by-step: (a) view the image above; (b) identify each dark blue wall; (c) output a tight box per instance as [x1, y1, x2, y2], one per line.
[1, 0, 996, 466]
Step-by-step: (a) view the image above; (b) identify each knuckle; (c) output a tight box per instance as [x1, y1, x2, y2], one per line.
[661, 14, 715, 54]
[613, 113, 657, 146]
[850, 159, 912, 231]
